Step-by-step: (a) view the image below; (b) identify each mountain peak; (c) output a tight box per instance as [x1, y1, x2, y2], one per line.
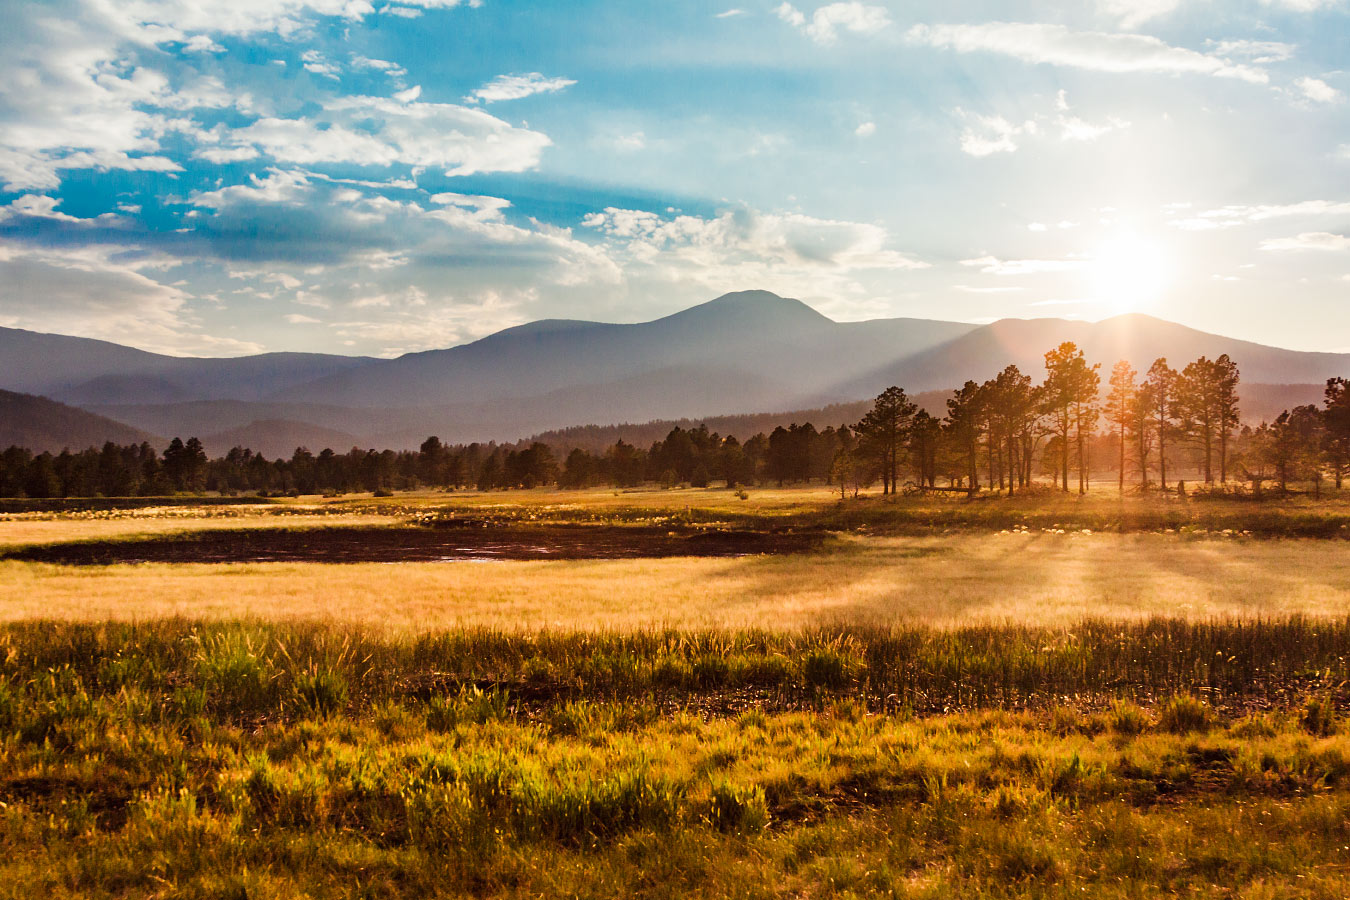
[657, 290, 833, 329]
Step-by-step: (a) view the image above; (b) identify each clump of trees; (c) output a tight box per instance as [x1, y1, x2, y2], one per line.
[3, 343, 1350, 498]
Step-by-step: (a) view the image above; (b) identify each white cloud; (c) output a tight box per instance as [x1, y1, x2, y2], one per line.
[467, 73, 576, 103]
[191, 168, 312, 208]
[352, 55, 407, 77]
[855, 121, 876, 137]
[1098, 0, 1183, 30]
[1058, 114, 1128, 141]
[1260, 0, 1343, 10]
[774, 3, 806, 28]
[715, 8, 746, 17]
[1261, 232, 1350, 251]
[613, 131, 647, 152]
[1296, 77, 1342, 103]
[182, 34, 224, 52]
[908, 22, 1269, 84]
[959, 113, 1026, 157]
[393, 84, 422, 103]
[1206, 40, 1297, 63]
[0, 194, 106, 223]
[960, 255, 1088, 275]
[208, 96, 552, 176]
[1168, 199, 1350, 230]
[284, 313, 321, 323]
[582, 205, 926, 300]
[0, 0, 489, 191]
[0, 242, 259, 355]
[954, 284, 1025, 293]
[777, 2, 890, 45]
[332, 289, 530, 355]
[301, 49, 341, 79]
[194, 146, 262, 164]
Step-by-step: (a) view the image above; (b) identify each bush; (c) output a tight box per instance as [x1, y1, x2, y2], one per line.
[1302, 695, 1339, 737]
[292, 665, 349, 716]
[1108, 700, 1149, 736]
[194, 632, 274, 716]
[704, 780, 768, 834]
[802, 647, 856, 691]
[1157, 695, 1212, 734]
[426, 685, 510, 733]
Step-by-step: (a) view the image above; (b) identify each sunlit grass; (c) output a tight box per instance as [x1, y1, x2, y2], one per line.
[3, 620, 1350, 898]
[2, 531, 1350, 630]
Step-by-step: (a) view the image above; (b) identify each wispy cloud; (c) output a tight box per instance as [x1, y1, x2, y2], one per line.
[960, 255, 1088, 275]
[467, 73, 577, 103]
[908, 22, 1269, 84]
[1261, 232, 1350, 251]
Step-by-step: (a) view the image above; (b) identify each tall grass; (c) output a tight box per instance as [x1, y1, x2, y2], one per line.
[2, 618, 1349, 717]
[4, 619, 1350, 897]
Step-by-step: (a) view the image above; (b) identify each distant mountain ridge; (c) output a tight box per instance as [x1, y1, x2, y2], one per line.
[2, 290, 1348, 455]
[0, 391, 158, 453]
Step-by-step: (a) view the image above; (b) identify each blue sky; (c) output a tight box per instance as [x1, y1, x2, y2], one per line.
[0, 0, 1347, 357]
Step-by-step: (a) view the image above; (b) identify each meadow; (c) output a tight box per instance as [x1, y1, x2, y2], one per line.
[6, 486, 1350, 897]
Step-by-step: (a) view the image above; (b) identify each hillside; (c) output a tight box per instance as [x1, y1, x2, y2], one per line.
[0, 390, 158, 453]
[0, 326, 376, 404]
[5, 291, 1349, 452]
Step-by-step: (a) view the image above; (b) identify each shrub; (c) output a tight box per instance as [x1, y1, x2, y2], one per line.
[1302, 695, 1340, 737]
[426, 685, 510, 733]
[1108, 700, 1149, 736]
[292, 665, 349, 716]
[802, 647, 856, 691]
[704, 780, 768, 834]
[194, 632, 274, 716]
[1157, 695, 1212, 734]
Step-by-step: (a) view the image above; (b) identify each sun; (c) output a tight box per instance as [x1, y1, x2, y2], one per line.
[1090, 235, 1172, 315]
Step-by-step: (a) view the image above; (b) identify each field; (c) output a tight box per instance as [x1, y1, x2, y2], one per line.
[6, 486, 1350, 897]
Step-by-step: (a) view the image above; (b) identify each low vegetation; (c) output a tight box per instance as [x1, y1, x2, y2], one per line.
[4, 621, 1350, 898]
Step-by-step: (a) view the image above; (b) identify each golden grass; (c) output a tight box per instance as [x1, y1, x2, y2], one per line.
[4, 532, 1350, 631]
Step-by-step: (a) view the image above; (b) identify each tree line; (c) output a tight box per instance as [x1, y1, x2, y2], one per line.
[4, 341, 1350, 498]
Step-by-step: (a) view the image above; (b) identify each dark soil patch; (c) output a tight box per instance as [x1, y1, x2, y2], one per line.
[4, 525, 827, 565]
[0, 774, 136, 830]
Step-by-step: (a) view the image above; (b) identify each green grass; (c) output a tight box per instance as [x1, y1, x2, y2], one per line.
[4, 621, 1350, 897]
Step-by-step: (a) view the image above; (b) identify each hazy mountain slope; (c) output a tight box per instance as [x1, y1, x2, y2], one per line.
[277, 291, 976, 408]
[839, 314, 1350, 396]
[0, 390, 158, 452]
[200, 420, 363, 458]
[0, 326, 377, 403]
[9, 292, 1349, 454]
[0, 328, 170, 395]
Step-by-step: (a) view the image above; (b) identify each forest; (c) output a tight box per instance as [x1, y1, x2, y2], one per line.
[4, 341, 1350, 498]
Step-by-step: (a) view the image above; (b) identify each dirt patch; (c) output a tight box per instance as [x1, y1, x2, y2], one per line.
[3, 525, 827, 565]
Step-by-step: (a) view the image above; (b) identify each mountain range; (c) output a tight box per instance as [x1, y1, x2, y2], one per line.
[1, 290, 1342, 456]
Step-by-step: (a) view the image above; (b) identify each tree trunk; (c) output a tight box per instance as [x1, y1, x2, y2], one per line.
[1118, 423, 1125, 494]
[1060, 410, 1070, 493]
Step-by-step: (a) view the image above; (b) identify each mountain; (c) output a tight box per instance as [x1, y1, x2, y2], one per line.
[0, 390, 158, 452]
[4, 291, 1349, 454]
[274, 290, 976, 409]
[0, 326, 377, 404]
[841, 314, 1350, 395]
[199, 420, 363, 459]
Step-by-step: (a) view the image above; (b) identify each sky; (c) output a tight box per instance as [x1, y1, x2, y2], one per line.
[0, 0, 1348, 358]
